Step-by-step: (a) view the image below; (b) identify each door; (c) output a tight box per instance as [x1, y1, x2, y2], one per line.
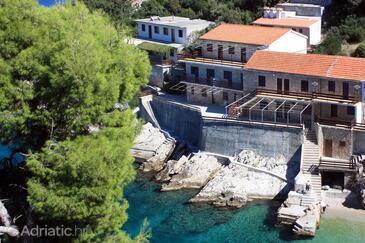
[241, 48, 247, 62]
[343, 82, 349, 99]
[284, 79, 290, 95]
[148, 25, 152, 39]
[191, 66, 199, 82]
[331, 104, 338, 117]
[277, 78, 283, 94]
[324, 139, 333, 157]
[171, 29, 175, 42]
[218, 45, 223, 60]
[207, 69, 215, 85]
[224, 71, 232, 88]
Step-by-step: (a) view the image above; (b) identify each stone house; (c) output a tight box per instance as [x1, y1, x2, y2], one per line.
[179, 24, 308, 105]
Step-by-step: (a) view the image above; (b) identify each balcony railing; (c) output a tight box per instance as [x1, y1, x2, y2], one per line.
[179, 51, 246, 68]
[256, 88, 360, 103]
[183, 75, 243, 90]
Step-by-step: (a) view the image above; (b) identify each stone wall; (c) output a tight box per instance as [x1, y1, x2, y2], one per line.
[353, 130, 365, 155]
[318, 125, 352, 159]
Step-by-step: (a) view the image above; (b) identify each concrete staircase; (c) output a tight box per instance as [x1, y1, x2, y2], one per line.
[301, 130, 322, 203]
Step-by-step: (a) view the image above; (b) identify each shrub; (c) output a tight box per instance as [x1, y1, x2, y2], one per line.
[353, 43, 365, 57]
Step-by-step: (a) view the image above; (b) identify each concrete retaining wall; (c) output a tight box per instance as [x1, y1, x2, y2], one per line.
[140, 96, 303, 163]
[149, 97, 203, 147]
[201, 118, 303, 161]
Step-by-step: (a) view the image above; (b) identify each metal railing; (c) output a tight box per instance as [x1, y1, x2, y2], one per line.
[183, 75, 243, 90]
[256, 88, 360, 103]
[179, 51, 246, 67]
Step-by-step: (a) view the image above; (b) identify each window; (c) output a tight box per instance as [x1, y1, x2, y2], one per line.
[293, 28, 297, 32]
[178, 29, 183, 38]
[299, 28, 303, 33]
[223, 92, 228, 101]
[170, 49, 175, 57]
[258, 75, 266, 87]
[331, 104, 338, 117]
[201, 88, 207, 97]
[301, 80, 309, 92]
[141, 24, 146, 32]
[191, 87, 195, 95]
[228, 46, 235, 55]
[163, 27, 168, 35]
[347, 106, 355, 115]
[191, 66, 199, 78]
[154, 26, 159, 34]
[340, 141, 346, 147]
[328, 81, 336, 92]
[207, 44, 213, 52]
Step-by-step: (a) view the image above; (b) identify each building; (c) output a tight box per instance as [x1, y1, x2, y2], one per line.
[179, 24, 308, 105]
[136, 16, 212, 45]
[133, 16, 212, 87]
[237, 51, 365, 187]
[253, 17, 321, 45]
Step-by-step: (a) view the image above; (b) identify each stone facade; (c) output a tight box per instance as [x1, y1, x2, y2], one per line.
[318, 126, 352, 160]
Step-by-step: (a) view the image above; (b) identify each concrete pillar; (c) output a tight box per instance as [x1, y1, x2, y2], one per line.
[355, 103, 363, 124]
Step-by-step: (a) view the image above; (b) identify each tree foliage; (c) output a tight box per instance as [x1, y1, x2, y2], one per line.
[353, 43, 365, 57]
[0, 0, 150, 241]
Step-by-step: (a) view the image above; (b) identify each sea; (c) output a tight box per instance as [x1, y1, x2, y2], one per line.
[123, 172, 365, 243]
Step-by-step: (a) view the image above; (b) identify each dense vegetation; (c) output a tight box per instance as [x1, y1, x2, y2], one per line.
[316, 0, 365, 56]
[0, 0, 150, 242]
[83, 0, 282, 25]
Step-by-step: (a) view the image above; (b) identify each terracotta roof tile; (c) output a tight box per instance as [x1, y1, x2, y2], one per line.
[199, 23, 291, 46]
[253, 17, 319, 28]
[245, 51, 365, 81]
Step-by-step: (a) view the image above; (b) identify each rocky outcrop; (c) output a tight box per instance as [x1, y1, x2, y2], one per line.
[155, 155, 189, 182]
[191, 163, 288, 208]
[161, 153, 222, 191]
[191, 150, 293, 208]
[131, 123, 175, 172]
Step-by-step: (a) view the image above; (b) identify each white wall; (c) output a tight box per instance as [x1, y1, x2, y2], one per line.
[268, 31, 308, 53]
[137, 22, 188, 44]
[309, 20, 321, 45]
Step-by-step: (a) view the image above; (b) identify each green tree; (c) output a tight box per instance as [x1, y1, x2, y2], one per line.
[0, 0, 150, 241]
[315, 27, 343, 55]
[353, 43, 365, 57]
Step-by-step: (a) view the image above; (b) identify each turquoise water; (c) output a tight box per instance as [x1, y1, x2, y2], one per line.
[124, 172, 365, 243]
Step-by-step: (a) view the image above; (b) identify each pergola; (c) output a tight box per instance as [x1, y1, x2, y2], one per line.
[169, 81, 244, 95]
[228, 96, 311, 125]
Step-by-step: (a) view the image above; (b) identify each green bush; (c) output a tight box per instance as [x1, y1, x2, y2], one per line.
[315, 27, 343, 55]
[353, 43, 365, 57]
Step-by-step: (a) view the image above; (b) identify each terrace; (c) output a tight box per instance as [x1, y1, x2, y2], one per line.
[179, 51, 246, 69]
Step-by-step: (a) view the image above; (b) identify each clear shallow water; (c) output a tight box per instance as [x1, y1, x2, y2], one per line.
[124, 172, 365, 243]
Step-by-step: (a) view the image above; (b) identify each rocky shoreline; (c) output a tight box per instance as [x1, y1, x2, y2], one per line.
[132, 123, 299, 208]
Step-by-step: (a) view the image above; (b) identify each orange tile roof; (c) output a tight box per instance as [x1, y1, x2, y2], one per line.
[245, 51, 365, 81]
[199, 23, 291, 46]
[253, 17, 319, 28]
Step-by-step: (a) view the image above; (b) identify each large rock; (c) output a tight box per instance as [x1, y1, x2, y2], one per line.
[191, 163, 288, 208]
[155, 155, 189, 182]
[161, 153, 222, 191]
[131, 123, 175, 172]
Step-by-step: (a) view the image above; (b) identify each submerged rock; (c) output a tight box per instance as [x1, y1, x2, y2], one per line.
[131, 123, 175, 172]
[161, 153, 222, 191]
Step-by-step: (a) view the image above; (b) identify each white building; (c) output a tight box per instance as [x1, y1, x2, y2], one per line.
[133, 16, 212, 87]
[253, 17, 321, 46]
[135, 16, 213, 45]
[179, 23, 308, 105]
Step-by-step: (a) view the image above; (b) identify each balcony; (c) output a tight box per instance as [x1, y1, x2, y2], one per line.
[182, 75, 243, 91]
[256, 88, 360, 104]
[179, 52, 245, 68]
[319, 157, 356, 172]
